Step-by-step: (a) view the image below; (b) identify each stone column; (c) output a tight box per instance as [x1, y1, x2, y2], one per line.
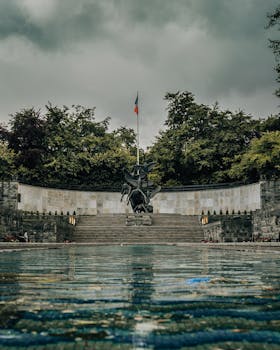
[0, 181, 19, 211]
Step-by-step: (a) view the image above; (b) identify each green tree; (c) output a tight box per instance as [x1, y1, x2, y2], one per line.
[149, 91, 259, 185]
[42, 104, 104, 185]
[259, 114, 280, 132]
[42, 104, 136, 188]
[229, 131, 280, 181]
[0, 141, 16, 179]
[7, 108, 46, 182]
[2, 104, 136, 189]
[113, 126, 137, 156]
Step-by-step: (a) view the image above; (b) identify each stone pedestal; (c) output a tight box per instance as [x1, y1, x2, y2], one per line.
[126, 214, 152, 226]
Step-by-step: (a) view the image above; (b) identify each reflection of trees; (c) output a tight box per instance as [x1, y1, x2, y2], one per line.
[258, 253, 280, 295]
[129, 246, 155, 350]
[0, 252, 22, 329]
[129, 246, 154, 306]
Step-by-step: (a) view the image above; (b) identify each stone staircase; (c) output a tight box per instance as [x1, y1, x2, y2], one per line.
[72, 214, 204, 244]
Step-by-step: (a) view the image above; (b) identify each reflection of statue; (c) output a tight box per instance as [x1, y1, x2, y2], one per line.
[121, 162, 161, 213]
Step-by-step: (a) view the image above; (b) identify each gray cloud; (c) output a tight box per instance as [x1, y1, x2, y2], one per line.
[0, 0, 275, 49]
[0, 0, 111, 49]
[0, 0, 279, 146]
[188, 0, 271, 39]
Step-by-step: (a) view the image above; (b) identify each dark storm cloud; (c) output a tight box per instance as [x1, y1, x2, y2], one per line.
[0, 0, 109, 49]
[0, 0, 278, 145]
[188, 0, 272, 39]
[0, 1, 52, 47]
[0, 0, 274, 49]
[0, 0, 180, 51]
[0, 1, 278, 59]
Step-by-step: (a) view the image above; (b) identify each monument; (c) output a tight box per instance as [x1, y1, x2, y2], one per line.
[120, 94, 161, 223]
[121, 162, 161, 214]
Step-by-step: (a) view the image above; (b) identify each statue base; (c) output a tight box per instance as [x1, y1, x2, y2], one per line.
[126, 214, 152, 226]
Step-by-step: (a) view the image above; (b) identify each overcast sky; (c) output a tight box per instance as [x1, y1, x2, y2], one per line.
[0, 0, 279, 147]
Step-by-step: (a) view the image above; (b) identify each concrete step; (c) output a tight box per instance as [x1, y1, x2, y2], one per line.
[72, 233, 203, 239]
[74, 232, 203, 239]
[152, 215, 199, 224]
[73, 214, 204, 243]
[77, 218, 126, 225]
[74, 232, 202, 237]
[76, 221, 200, 225]
[74, 231, 203, 238]
[75, 226, 203, 231]
[73, 238, 203, 242]
[74, 231, 203, 240]
[73, 233, 202, 238]
[77, 215, 200, 227]
[73, 239, 202, 243]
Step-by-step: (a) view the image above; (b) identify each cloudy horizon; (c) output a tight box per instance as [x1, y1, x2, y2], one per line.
[0, 0, 279, 147]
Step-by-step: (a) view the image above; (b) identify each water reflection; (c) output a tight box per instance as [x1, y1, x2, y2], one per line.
[0, 251, 22, 333]
[130, 246, 154, 304]
[0, 245, 280, 349]
[129, 246, 155, 349]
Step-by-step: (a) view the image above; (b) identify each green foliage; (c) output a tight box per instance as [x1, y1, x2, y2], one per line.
[8, 108, 46, 171]
[149, 91, 260, 185]
[259, 114, 280, 132]
[229, 131, 280, 181]
[113, 126, 137, 152]
[0, 104, 136, 189]
[0, 141, 16, 179]
[0, 92, 279, 189]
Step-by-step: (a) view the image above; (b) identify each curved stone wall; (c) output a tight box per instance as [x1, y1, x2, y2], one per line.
[17, 182, 261, 215]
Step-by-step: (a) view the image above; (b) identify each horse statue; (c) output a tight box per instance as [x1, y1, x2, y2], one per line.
[121, 162, 161, 213]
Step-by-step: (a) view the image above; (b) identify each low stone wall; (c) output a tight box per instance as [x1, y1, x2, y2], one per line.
[153, 183, 261, 215]
[251, 179, 280, 241]
[253, 209, 280, 242]
[1, 179, 279, 244]
[0, 210, 74, 243]
[17, 184, 128, 215]
[15, 182, 262, 215]
[202, 215, 253, 242]
[260, 180, 280, 211]
[202, 221, 223, 242]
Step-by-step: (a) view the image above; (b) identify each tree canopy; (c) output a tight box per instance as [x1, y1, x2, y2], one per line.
[0, 104, 137, 189]
[148, 92, 263, 186]
[229, 131, 280, 181]
[0, 95, 279, 189]
[0, 7, 279, 189]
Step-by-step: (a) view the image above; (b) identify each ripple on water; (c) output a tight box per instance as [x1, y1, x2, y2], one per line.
[0, 245, 280, 349]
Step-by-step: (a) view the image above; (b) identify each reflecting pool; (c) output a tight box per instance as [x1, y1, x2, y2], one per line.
[1, 245, 280, 349]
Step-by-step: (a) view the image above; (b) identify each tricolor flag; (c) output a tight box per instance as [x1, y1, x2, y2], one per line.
[134, 94, 139, 115]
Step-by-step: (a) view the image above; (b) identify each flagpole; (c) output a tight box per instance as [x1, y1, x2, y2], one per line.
[137, 108, 140, 166]
[135, 92, 140, 166]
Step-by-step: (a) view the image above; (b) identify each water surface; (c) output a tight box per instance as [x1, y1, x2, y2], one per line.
[1, 245, 280, 349]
